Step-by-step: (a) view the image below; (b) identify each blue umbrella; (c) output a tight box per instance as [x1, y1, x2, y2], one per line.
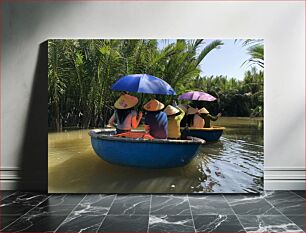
[112, 74, 176, 95]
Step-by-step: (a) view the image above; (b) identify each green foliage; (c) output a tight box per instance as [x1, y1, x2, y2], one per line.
[240, 39, 264, 68]
[48, 39, 263, 131]
[187, 67, 264, 117]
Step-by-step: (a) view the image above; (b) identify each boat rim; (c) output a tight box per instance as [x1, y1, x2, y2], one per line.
[185, 126, 225, 131]
[89, 129, 205, 145]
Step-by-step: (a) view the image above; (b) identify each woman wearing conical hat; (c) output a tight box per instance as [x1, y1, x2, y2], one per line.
[108, 94, 143, 134]
[143, 99, 168, 139]
[164, 104, 185, 139]
[198, 107, 221, 128]
[187, 107, 204, 128]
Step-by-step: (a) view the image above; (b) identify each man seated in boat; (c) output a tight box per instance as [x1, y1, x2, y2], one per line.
[164, 104, 185, 139]
[143, 99, 168, 139]
[107, 94, 143, 134]
[198, 107, 221, 128]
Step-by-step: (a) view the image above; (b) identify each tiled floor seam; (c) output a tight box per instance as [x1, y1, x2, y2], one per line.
[187, 194, 197, 233]
[1, 194, 51, 231]
[147, 194, 152, 233]
[290, 191, 305, 200]
[96, 194, 117, 232]
[222, 194, 247, 232]
[54, 194, 87, 232]
[263, 195, 304, 232]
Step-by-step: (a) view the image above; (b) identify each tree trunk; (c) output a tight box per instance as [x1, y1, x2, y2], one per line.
[53, 102, 61, 131]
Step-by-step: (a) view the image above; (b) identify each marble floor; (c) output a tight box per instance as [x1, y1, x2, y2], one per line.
[0, 191, 304, 232]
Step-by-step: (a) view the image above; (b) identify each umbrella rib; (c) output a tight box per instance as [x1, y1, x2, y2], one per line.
[137, 74, 145, 93]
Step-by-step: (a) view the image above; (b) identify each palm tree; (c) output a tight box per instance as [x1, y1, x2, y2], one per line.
[240, 39, 264, 68]
[48, 40, 68, 130]
[160, 39, 223, 94]
[48, 39, 224, 130]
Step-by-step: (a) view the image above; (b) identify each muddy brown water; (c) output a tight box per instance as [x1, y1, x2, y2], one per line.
[48, 117, 263, 193]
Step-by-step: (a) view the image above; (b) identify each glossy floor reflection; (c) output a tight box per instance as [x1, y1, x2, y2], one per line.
[0, 191, 304, 232]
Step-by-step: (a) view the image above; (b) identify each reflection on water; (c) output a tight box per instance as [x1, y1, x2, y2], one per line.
[48, 117, 263, 193]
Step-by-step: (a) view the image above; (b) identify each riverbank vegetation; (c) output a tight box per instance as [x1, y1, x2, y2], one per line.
[48, 39, 264, 130]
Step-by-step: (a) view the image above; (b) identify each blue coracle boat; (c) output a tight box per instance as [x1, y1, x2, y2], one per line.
[89, 129, 205, 168]
[183, 127, 225, 142]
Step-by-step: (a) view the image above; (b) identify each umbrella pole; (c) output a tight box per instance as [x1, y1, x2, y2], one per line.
[138, 93, 144, 112]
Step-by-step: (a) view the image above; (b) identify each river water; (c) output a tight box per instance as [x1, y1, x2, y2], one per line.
[48, 117, 263, 193]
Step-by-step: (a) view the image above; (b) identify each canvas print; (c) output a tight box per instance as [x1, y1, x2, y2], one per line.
[48, 39, 264, 193]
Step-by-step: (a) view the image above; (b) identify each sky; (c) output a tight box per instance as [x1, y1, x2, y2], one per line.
[157, 39, 263, 80]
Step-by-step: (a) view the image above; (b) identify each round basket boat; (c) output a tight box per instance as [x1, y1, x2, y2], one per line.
[183, 126, 225, 142]
[89, 129, 205, 168]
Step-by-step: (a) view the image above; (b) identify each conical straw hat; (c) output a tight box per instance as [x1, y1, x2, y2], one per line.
[187, 107, 198, 115]
[143, 99, 165, 111]
[178, 104, 188, 113]
[164, 105, 180, 116]
[114, 94, 138, 109]
[198, 107, 209, 114]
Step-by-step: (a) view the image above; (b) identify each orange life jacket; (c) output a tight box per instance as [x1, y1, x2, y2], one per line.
[114, 132, 155, 140]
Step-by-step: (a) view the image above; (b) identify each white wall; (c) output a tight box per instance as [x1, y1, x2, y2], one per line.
[1, 1, 304, 190]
